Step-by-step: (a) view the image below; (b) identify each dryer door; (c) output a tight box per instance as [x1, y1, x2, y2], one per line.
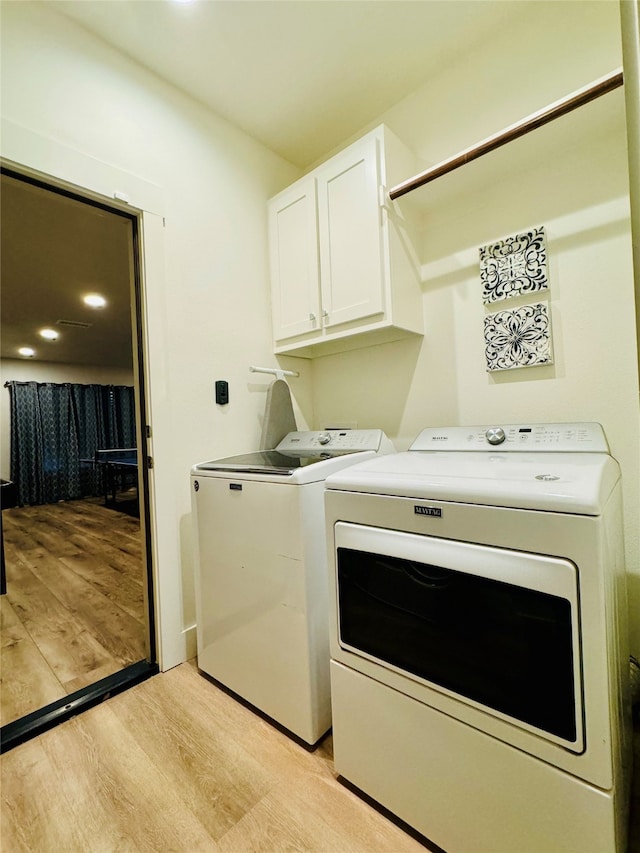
[334, 522, 584, 752]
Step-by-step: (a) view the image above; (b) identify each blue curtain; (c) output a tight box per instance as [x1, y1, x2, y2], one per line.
[38, 383, 81, 504]
[7, 381, 136, 506]
[104, 385, 137, 449]
[72, 384, 107, 498]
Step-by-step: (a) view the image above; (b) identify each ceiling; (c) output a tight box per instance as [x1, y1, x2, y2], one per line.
[0, 173, 135, 369]
[49, 0, 525, 169]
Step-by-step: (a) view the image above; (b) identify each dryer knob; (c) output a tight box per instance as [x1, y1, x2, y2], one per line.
[485, 427, 506, 446]
[318, 433, 332, 445]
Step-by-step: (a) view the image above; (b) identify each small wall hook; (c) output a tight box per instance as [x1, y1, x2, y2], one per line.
[249, 365, 300, 382]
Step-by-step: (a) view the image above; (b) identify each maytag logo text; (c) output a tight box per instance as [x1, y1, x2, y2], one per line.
[414, 506, 442, 518]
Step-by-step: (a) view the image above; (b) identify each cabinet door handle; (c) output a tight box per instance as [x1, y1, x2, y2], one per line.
[309, 313, 316, 322]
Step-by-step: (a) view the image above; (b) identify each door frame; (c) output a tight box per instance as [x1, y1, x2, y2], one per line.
[0, 164, 159, 751]
[1, 117, 193, 676]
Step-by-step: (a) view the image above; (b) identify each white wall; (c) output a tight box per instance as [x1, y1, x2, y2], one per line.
[0, 358, 135, 480]
[2, 0, 638, 666]
[0, 1, 308, 668]
[310, 1, 640, 655]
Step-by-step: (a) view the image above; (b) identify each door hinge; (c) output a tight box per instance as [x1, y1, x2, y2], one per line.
[147, 456, 154, 469]
[145, 425, 152, 438]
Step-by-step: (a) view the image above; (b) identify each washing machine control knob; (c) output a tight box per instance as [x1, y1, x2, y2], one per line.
[318, 433, 332, 445]
[485, 427, 506, 446]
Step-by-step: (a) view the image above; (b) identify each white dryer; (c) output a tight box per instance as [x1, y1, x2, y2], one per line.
[191, 429, 393, 746]
[324, 423, 632, 852]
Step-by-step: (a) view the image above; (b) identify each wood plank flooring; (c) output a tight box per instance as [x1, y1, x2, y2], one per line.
[1, 659, 639, 853]
[0, 660, 431, 853]
[1, 499, 146, 726]
[2, 502, 638, 851]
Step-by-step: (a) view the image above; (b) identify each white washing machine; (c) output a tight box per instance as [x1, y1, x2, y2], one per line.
[191, 429, 393, 746]
[324, 423, 632, 852]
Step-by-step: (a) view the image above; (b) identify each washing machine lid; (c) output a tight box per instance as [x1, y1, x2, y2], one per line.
[194, 450, 326, 477]
[191, 430, 394, 484]
[193, 449, 386, 484]
[325, 423, 620, 515]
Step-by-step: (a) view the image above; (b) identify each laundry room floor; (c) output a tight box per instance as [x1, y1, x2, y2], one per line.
[0, 659, 429, 852]
[2, 658, 639, 852]
[1, 497, 146, 726]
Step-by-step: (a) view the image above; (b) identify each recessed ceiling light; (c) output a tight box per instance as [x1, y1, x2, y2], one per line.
[83, 293, 107, 308]
[18, 347, 36, 357]
[39, 328, 59, 341]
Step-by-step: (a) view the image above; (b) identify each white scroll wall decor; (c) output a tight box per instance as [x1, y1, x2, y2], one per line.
[479, 226, 554, 373]
[480, 227, 548, 305]
[484, 302, 553, 372]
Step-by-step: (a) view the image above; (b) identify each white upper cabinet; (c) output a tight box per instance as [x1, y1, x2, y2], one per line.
[315, 133, 383, 329]
[267, 125, 423, 358]
[268, 176, 320, 341]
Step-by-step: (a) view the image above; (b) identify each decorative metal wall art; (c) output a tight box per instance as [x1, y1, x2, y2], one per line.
[484, 302, 553, 372]
[480, 227, 548, 304]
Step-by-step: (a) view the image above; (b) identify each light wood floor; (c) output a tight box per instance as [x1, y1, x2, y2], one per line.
[1, 498, 146, 726]
[0, 659, 432, 853]
[2, 508, 638, 853]
[1, 659, 639, 853]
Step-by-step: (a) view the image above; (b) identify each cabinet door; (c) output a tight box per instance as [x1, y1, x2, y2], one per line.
[316, 134, 385, 329]
[268, 177, 321, 342]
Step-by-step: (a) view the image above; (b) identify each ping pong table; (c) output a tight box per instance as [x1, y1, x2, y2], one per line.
[86, 448, 138, 511]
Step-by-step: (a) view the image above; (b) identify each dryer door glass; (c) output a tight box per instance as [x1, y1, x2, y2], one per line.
[335, 523, 582, 750]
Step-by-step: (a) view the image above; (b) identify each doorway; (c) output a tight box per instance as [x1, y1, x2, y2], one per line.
[0, 167, 157, 751]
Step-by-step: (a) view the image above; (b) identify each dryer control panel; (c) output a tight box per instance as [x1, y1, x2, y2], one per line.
[410, 422, 610, 453]
[276, 429, 393, 457]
